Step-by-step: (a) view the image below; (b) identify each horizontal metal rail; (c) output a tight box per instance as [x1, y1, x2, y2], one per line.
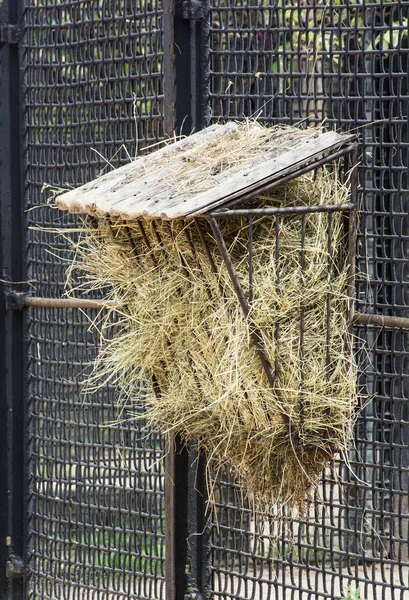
[210, 203, 354, 217]
[20, 296, 115, 310]
[11, 297, 409, 330]
[352, 311, 409, 330]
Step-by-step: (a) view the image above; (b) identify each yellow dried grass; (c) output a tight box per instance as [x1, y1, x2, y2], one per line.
[66, 157, 357, 509]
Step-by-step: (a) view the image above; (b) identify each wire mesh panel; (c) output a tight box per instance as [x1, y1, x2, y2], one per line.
[209, 1, 409, 599]
[23, 1, 165, 598]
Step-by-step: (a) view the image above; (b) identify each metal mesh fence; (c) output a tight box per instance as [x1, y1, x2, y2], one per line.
[209, 1, 409, 599]
[23, 1, 165, 598]
[21, 0, 409, 598]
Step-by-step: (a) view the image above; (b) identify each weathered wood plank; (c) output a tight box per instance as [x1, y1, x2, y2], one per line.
[56, 122, 237, 214]
[138, 132, 353, 219]
[173, 132, 354, 218]
[84, 163, 180, 217]
[184, 132, 356, 217]
[56, 125, 354, 220]
[106, 128, 316, 219]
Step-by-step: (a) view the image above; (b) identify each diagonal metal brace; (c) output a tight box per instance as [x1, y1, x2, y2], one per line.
[207, 216, 290, 429]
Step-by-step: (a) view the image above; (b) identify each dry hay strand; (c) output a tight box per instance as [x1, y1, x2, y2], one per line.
[65, 123, 358, 510]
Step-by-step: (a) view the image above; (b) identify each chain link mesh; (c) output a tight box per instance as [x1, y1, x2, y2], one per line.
[22, 0, 409, 598]
[209, 1, 409, 599]
[24, 1, 165, 598]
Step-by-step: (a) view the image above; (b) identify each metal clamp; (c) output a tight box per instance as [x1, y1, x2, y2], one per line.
[182, 0, 206, 20]
[0, 24, 20, 45]
[5, 290, 28, 311]
[6, 554, 25, 580]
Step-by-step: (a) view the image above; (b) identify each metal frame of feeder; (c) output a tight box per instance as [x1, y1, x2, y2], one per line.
[187, 144, 359, 451]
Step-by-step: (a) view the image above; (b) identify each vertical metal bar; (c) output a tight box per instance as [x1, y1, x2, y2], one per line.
[183, 223, 212, 303]
[347, 208, 357, 328]
[188, 0, 211, 132]
[194, 218, 219, 276]
[136, 219, 189, 600]
[299, 214, 306, 433]
[197, 0, 211, 130]
[163, 221, 211, 600]
[187, 448, 211, 600]
[349, 145, 359, 208]
[163, 0, 210, 136]
[164, 436, 189, 600]
[352, 45, 378, 546]
[208, 216, 290, 429]
[124, 224, 139, 259]
[179, 224, 212, 600]
[248, 217, 253, 305]
[162, 1, 211, 595]
[0, 0, 25, 597]
[137, 219, 155, 258]
[162, 0, 176, 137]
[164, 441, 176, 600]
[172, 7, 191, 135]
[346, 146, 358, 328]
[326, 212, 333, 378]
[151, 221, 168, 257]
[275, 216, 280, 378]
[144, 213, 212, 600]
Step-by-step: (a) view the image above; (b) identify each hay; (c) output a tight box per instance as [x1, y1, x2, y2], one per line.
[66, 124, 357, 510]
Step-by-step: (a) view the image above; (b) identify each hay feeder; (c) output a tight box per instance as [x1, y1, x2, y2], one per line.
[56, 122, 358, 508]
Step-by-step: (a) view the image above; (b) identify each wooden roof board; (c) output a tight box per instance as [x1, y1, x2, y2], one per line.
[56, 124, 355, 220]
[56, 123, 234, 215]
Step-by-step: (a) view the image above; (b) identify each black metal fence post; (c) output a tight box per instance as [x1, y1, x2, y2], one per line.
[0, 0, 26, 599]
[163, 0, 210, 137]
[163, 1, 211, 599]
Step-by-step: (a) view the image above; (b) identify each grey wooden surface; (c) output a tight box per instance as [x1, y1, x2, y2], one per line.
[56, 124, 354, 220]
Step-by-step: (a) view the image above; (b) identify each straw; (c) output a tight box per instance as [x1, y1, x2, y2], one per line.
[65, 122, 357, 510]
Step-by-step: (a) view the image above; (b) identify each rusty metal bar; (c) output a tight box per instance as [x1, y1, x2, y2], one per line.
[182, 224, 212, 302]
[124, 225, 139, 258]
[137, 219, 155, 259]
[299, 213, 306, 430]
[194, 217, 226, 300]
[17, 297, 409, 330]
[353, 312, 409, 329]
[23, 296, 115, 310]
[211, 203, 354, 218]
[194, 218, 218, 275]
[208, 215, 290, 428]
